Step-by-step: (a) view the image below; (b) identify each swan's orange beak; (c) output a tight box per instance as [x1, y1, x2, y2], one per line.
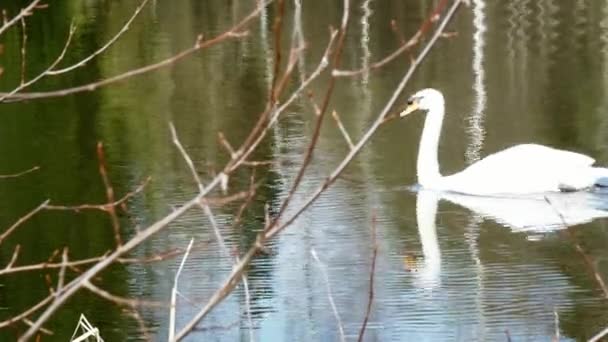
[400, 99, 419, 117]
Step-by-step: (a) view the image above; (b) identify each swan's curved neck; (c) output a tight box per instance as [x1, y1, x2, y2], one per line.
[417, 100, 444, 186]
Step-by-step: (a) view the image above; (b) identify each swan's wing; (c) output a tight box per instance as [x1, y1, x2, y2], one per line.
[471, 144, 595, 169]
[441, 144, 596, 194]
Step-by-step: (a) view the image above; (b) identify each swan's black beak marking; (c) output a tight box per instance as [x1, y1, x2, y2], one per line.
[400, 97, 419, 117]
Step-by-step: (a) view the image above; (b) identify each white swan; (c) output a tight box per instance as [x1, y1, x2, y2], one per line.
[400, 88, 608, 195]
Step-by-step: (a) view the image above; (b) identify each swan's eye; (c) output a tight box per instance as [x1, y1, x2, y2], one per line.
[407, 98, 414, 105]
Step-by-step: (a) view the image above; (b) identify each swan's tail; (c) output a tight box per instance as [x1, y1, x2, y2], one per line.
[591, 167, 608, 187]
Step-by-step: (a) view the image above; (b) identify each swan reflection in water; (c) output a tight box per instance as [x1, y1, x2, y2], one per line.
[411, 188, 608, 288]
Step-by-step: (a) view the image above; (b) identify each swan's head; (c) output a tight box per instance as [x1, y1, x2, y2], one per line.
[400, 88, 444, 117]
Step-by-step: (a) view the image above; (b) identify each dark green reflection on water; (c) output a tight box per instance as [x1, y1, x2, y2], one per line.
[1, 0, 608, 340]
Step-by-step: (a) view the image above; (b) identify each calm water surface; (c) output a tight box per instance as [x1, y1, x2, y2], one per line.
[1, 0, 608, 340]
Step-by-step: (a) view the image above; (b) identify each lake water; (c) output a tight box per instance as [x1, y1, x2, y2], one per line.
[1, 0, 608, 341]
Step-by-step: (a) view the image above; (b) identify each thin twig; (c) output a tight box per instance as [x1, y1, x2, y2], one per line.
[83, 281, 165, 308]
[20, 16, 27, 85]
[242, 272, 255, 342]
[0, 23, 77, 102]
[48, 0, 149, 75]
[311, 249, 346, 342]
[169, 238, 194, 342]
[173, 2, 463, 338]
[333, 0, 451, 77]
[0, 1, 273, 102]
[589, 326, 608, 342]
[358, 211, 378, 342]
[55, 248, 68, 297]
[545, 197, 608, 298]
[0, 165, 39, 179]
[96, 142, 122, 246]
[0, 200, 49, 245]
[169, 122, 230, 257]
[44, 176, 150, 211]
[0, 0, 41, 37]
[332, 110, 354, 149]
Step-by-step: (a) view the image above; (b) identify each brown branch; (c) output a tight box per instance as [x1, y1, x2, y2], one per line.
[333, 0, 451, 77]
[0, 239, 211, 277]
[0, 0, 272, 102]
[0, 23, 76, 102]
[269, 0, 351, 226]
[48, 0, 149, 75]
[357, 211, 377, 342]
[224, 30, 338, 175]
[124, 308, 151, 341]
[19, 166, 222, 341]
[173, 2, 464, 338]
[269, 0, 286, 103]
[83, 281, 165, 308]
[96, 142, 122, 246]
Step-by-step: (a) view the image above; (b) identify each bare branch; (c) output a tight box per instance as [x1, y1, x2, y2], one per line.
[48, 0, 150, 75]
[241, 270, 255, 342]
[0, 165, 39, 179]
[169, 238, 194, 342]
[0, 200, 49, 245]
[173, 3, 464, 338]
[0, 0, 41, 37]
[84, 281, 165, 308]
[0, 1, 273, 102]
[44, 177, 150, 212]
[96, 142, 122, 246]
[19, 16, 27, 85]
[169, 122, 205, 193]
[0, 22, 76, 102]
[311, 249, 346, 342]
[332, 110, 354, 150]
[358, 211, 378, 342]
[590, 326, 608, 342]
[333, 0, 451, 77]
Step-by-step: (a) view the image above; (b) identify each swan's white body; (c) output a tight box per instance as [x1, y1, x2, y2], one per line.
[403, 88, 608, 195]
